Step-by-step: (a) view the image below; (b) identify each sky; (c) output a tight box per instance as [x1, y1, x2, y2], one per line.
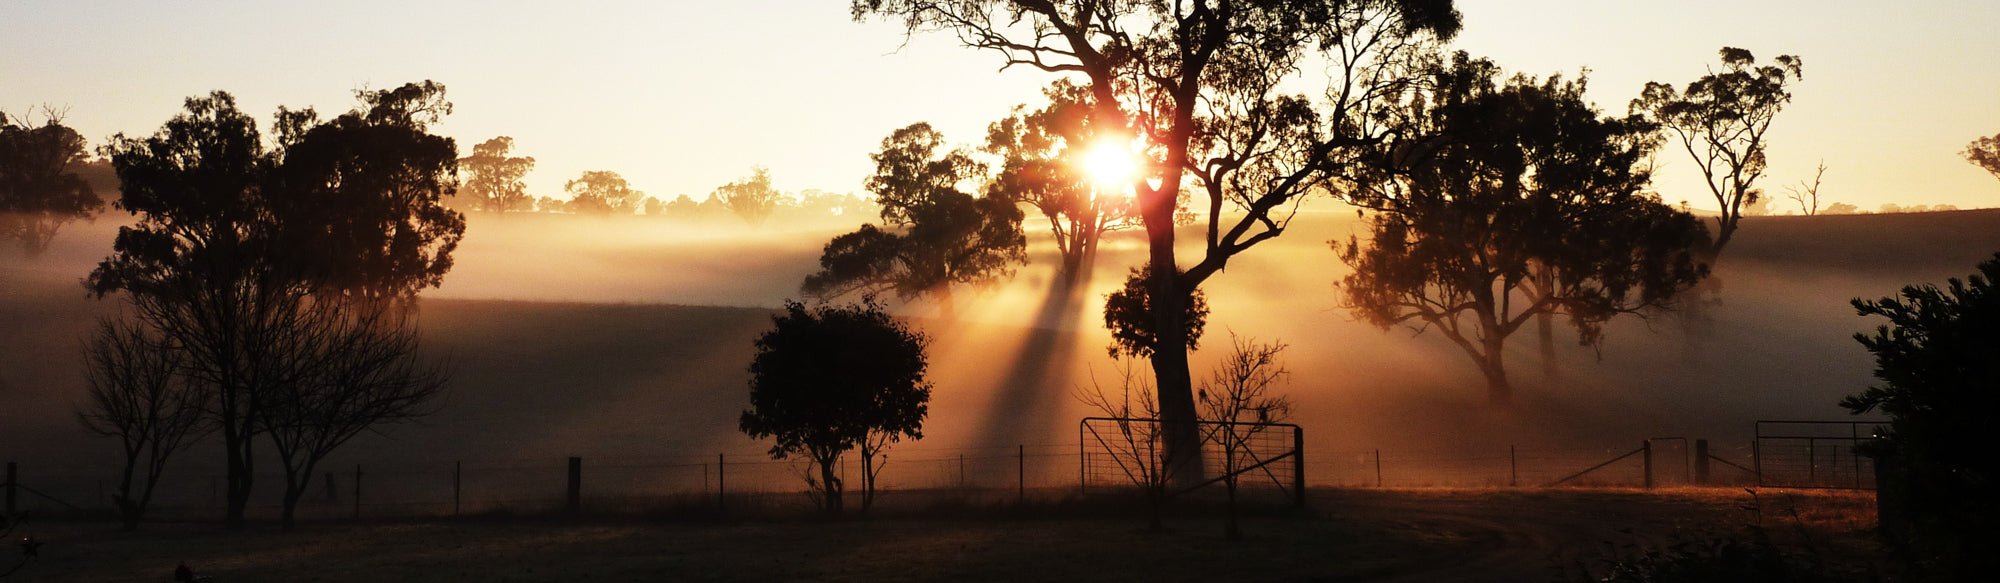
[5, 0, 1998, 212]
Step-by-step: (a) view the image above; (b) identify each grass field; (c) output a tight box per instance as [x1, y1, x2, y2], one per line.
[7, 487, 1885, 582]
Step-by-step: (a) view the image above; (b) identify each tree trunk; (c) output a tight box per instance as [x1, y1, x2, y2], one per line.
[1479, 335, 1512, 406]
[819, 457, 843, 517]
[223, 421, 253, 528]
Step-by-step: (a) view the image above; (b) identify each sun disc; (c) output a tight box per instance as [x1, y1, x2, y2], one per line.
[1084, 141, 1136, 188]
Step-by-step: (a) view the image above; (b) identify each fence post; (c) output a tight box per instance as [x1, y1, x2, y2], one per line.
[1374, 449, 1382, 488]
[1752, 440, 1762, 487]
[1293, 428, 1306, 508]
[717, 454, 725, 512]
[1694, 440, 1710, 485]
[454, 461, 463, 516]
[5, 462, 15, 515]
[1509, 445, 1518, 487]
[957, 454, 965, 488]
[566, 457, 582, 514]
[353, 464, 362, 520]
[1642, 441, 1654, 489]
[1017, 445, 1025, 504]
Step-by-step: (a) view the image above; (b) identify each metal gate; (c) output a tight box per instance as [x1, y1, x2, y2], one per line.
[1079, 417, 1303, 505]
[1753, 420, 1887, 490]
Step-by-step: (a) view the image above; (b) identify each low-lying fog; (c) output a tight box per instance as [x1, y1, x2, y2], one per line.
[6, 206, 1999, 499]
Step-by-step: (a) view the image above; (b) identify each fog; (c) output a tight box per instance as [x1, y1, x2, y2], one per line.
[7, 207, 2000, 493]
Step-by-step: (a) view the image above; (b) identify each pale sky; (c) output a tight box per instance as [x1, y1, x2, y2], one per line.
[5, 0, 1997, 212]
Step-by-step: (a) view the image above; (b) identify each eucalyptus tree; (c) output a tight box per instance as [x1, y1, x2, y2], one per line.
[985, 79, 1140, 287]
[1339, 55, 1708, 404]
[0, 110, 103, 255]
[854, 0, 1463, 468]
[1634, 47, 1802, 255]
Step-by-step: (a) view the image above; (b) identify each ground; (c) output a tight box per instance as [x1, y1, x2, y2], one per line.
[7, 487, 1886, 582]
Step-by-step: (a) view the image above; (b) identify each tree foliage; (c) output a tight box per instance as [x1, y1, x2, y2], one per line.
[1634, 47, 1802, 254]
[1339, 55, 1709, 404]
[739, 300, 931, 515]
[457, 136, 536, 214]
[802, 123, 1024, 316]
[986, 80, 1140, 286]
[0, 109, 104, 256]
[1103, 263, 1208, 359]
[1964, 132, 2000, 184]
[854, 0, 1464, 461]
[563, 170, 643, 216]
[714, 166, 786, 226]
[1842, 254, 2000, 578]
[88, 85, 457, 528]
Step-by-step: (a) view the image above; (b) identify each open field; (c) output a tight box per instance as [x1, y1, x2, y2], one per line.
[8, 209, 2000, 503]
[6, 487, 1885, 582]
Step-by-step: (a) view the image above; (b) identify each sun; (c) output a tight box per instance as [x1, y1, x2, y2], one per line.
[1083, 140, 1136, 189]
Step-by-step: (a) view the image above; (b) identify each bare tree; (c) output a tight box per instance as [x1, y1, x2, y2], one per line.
[1784, 161, 1827, 216]
[1196, 335, 1292, 541]
[1075, 356, 1172, 531]
[76, 318, 211, 530]
[259, 298, 446, 530]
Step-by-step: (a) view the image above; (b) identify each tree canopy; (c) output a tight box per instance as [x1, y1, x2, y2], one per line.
[564, 170, 643, 215]
[714, 166, 785, 226]
[1843, 254, 2000, 577]
[457, 136, 536, 214]
[0, 110, 104, 256]
[1634, 47, 1802, 255]
[1338, 54, 1709, 404]
[802, 123, 1024, 316]
[1965, 132, 2000, 185]
[740, 300, 931, 515]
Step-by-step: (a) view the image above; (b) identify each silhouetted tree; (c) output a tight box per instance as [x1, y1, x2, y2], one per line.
[856, 0, 1462, 473]
[0, 109, 103, 256]
[715, 166, 785, 226]
[1784, 161, 1827, 216]
[1964, 133, 2000, 185]
[1634, 47, 1802, 255]
[536, 195, 564, 213]
[1197, 334, 1292, 541]
[641, 195, 663, 216]
[1843, 253, 2000, 579]
[456, 136, 536, 214]
[564, 170, 642, 215]
[986, 80, 1140, 287]
[77, 318, 211, 531]
[90, 84, 461, 528]
[1339, 56, 1709, 404]
[802, 123, 1025, 317]
[267, 81, 466, 300]
[1822, 201, 1859, 215]
[259, 299, 445, 530]
[740, 300, 931, 515]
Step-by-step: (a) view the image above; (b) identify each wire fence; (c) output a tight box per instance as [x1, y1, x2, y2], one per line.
[1, 435, 1818, 522]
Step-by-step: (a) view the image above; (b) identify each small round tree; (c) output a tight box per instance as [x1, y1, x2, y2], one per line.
[739, 299, 930, 515]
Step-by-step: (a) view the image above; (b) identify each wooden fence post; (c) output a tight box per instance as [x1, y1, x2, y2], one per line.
[353, 464, 362, 520]
[1017, 445, 1025, 504]
[5, 462, 15, 514]
[717, 454, 725, 512]
[1642, 441, 1654, 489]
[1694, 440, 1710, 485]
[454, 461, 463, 516]
[1374, 449, 1382, 488]
[566, 457, 582, 514]
[1509, 445, 1518, 487]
